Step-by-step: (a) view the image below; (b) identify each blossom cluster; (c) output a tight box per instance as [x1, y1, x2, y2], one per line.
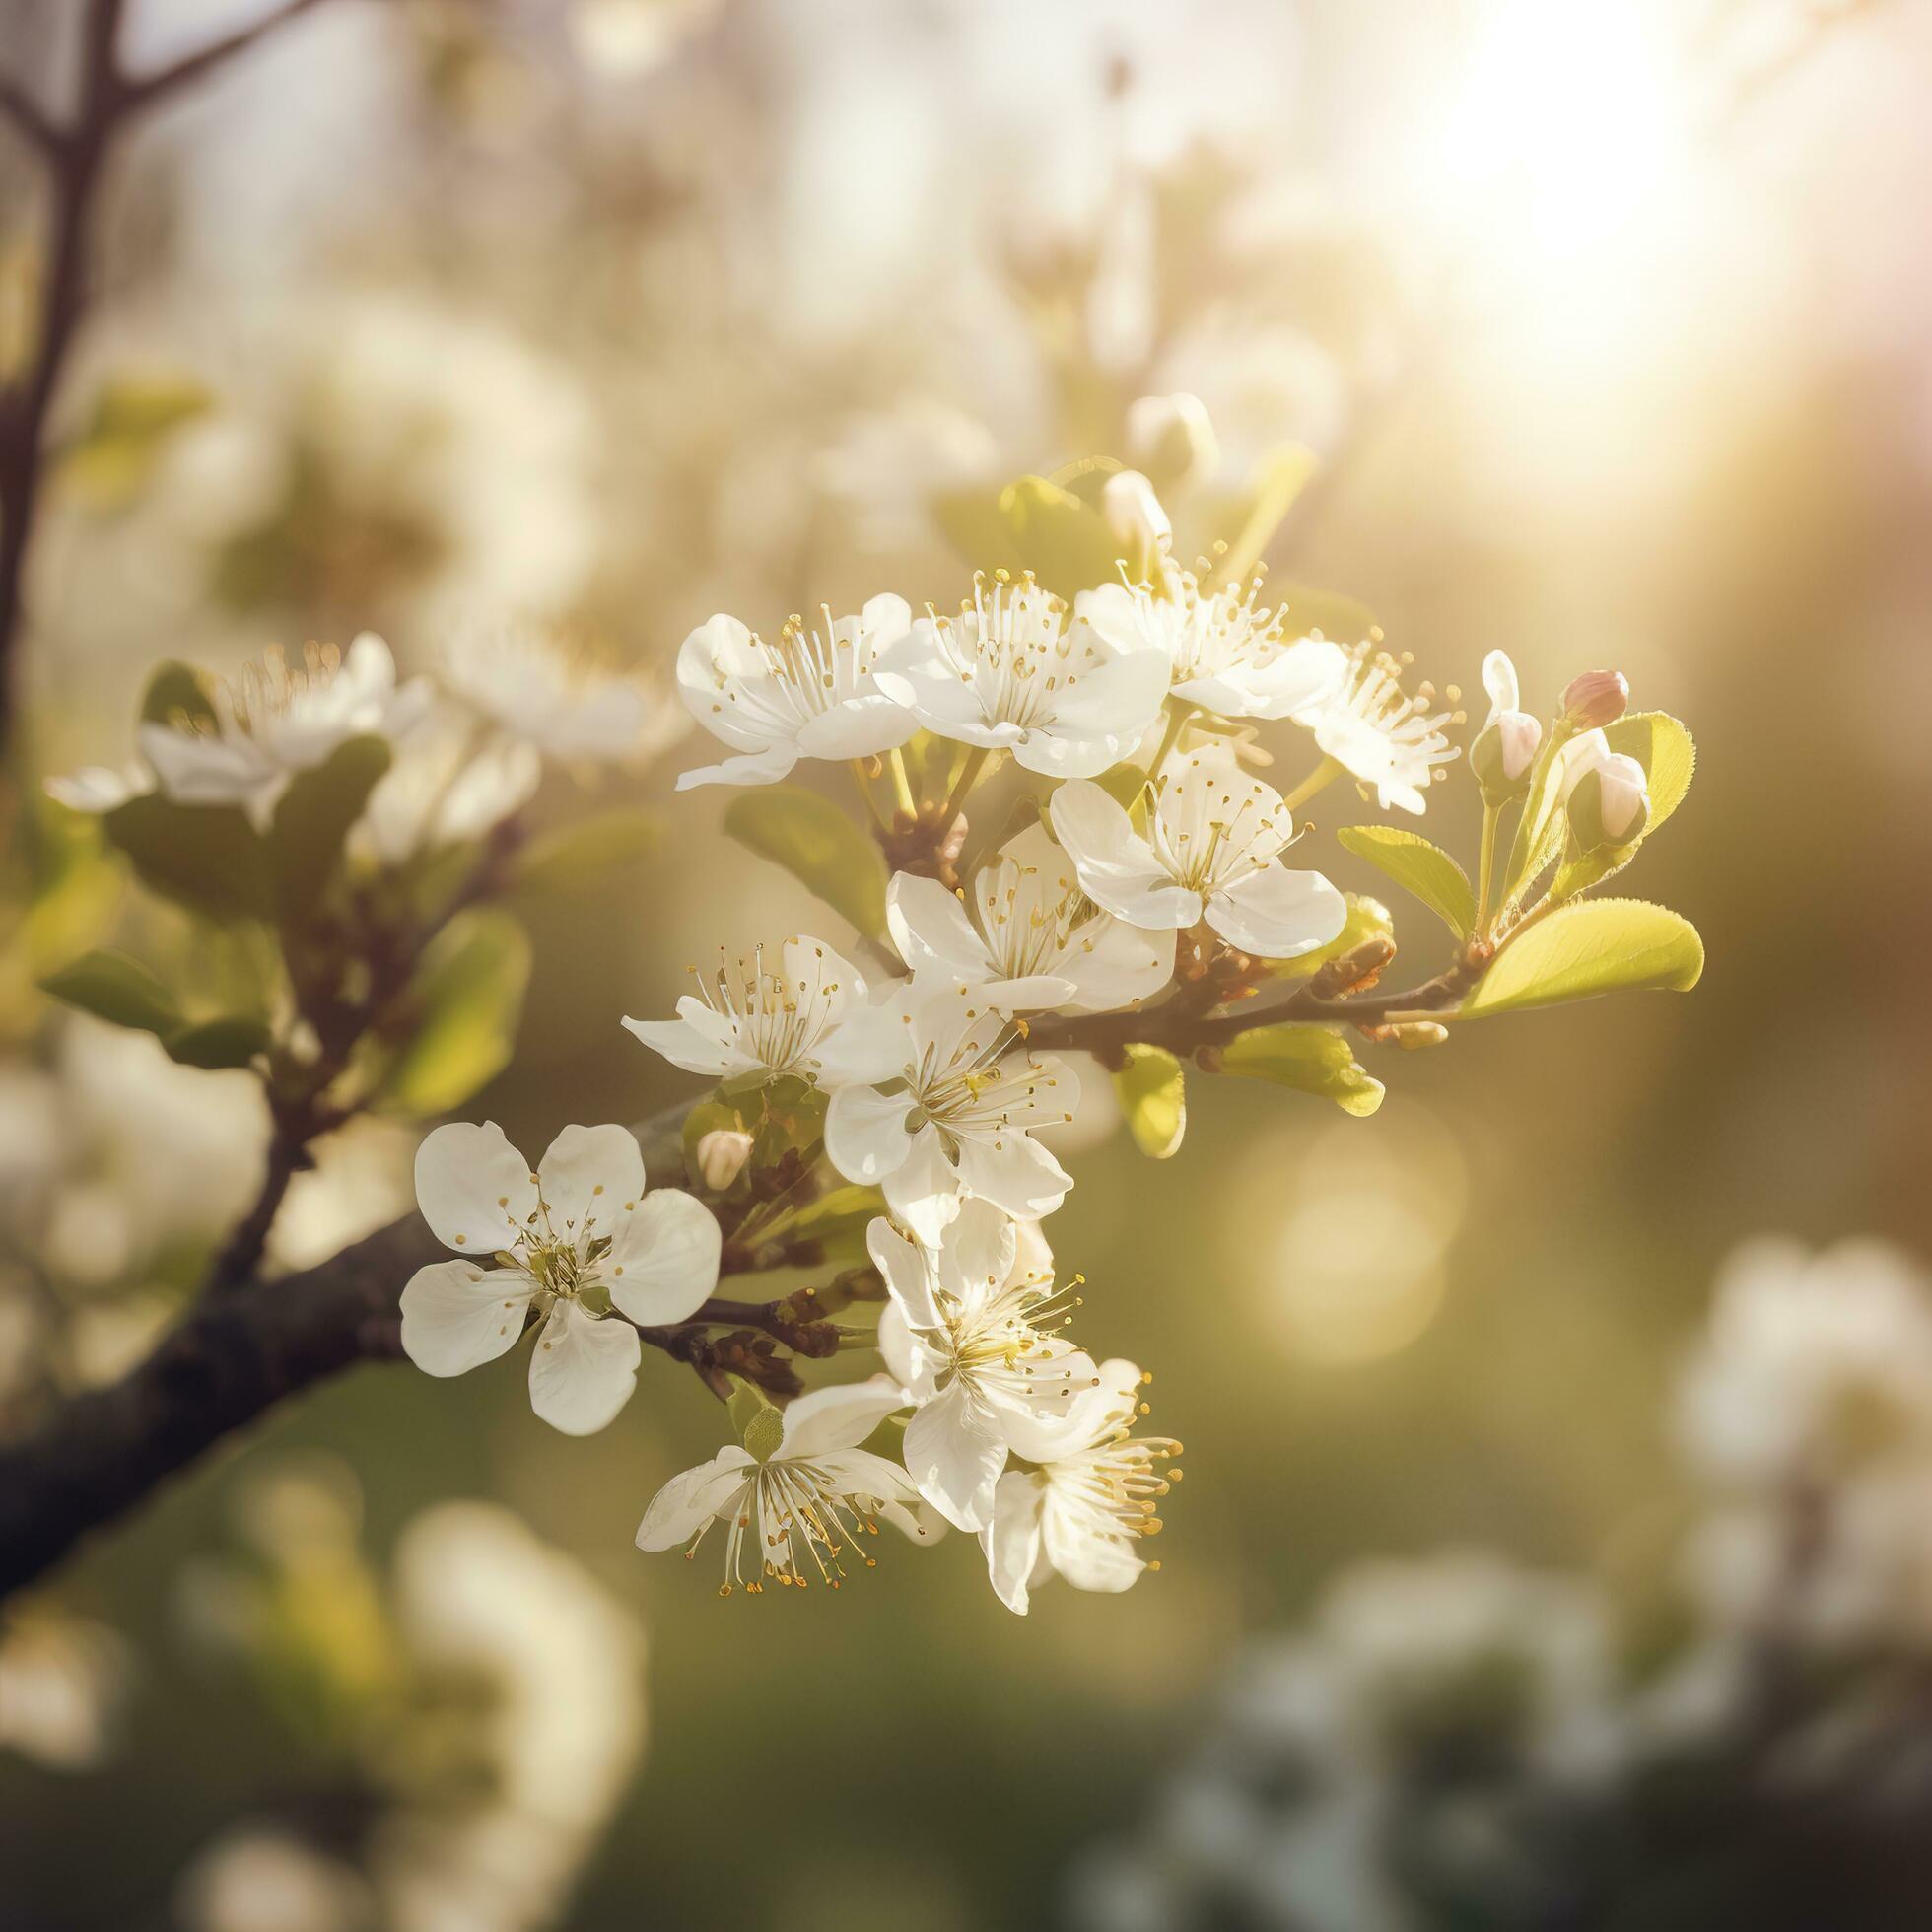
[43, 441, 1699, 1618]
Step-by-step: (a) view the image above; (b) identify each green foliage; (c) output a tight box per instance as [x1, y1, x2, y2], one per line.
[508, 810, 659, 896]
[781, 1183, 886, 1260]
[163, 1015, 274, 1070]
[1113, 1043, 1187, 1158]
[38, 948, 180, 1037]
[1218, 1023, 1386, 1117]
[724, 785, 889, 941]
[1209, 444, 1317, 587]
[103, 794, 271, 923]
[1337, 827, 1475, 939]
[378, 908, 531, 1114]
[270, 736, 391, 925]
[934, 473, 1123, 599]
[139, 660, 217, 729]
[729, 1378, 779, 1446]
[58, 371, 214, 512]
[1268, 893, 1395, 982]
[1548, 713, 1696, 902]
[1461, 899, 1704, 1017]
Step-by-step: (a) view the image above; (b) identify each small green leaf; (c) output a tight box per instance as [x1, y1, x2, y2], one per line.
[379, 908, 532, 1115]
[724, 786, 889, 940]
[729, 1378, 778, 1446]
[1461, 898, 1704, 1017]
[508, 810, 659, 896]
[783, 1183, 887, 1253]
[1218, 1023, 1386, 1117]
[1113, 1044, 1187, 1158]
[139, 660, 217, 730]
[104, 794, 271, 922]
[38, 948, 180, 1037]
[1208, 443, 1318, 587]
[934, 473, 1123, 600]
[271, 735, 391, 923]
[1338, 827, 1475, 938]
[1268, 893, 1395, 982]
[165, 1014, 272, 1070]
[59, 371, 214, 512]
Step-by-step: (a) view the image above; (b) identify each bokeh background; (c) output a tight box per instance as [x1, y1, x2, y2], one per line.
[3, 0, 1931, 1925]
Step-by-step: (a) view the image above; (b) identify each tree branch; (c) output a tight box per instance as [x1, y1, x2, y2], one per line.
[0, 72, 61, 157]
[118, 0, 341, 112]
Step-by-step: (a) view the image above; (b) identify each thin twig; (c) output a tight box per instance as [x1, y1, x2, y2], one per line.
[119, 0, 339, 111]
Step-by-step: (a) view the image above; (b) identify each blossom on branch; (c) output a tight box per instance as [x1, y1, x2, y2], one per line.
[674, 595, 917, 789]
[873, 572, 1168, 778]
[885, 821, 1174, 1014]
[870, 1202, 1100, 1531]
[1051, 747, 1346, 959]
[636, 1377, 939, 1595]
[400, 1121, 721, 1435]
[1291, 637, 1460, 814]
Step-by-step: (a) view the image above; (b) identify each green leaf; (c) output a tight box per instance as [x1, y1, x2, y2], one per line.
[784, 1183, 887, 1258]
[1338, 827, 1476, 939]
[1548, 713, 1697, 902]
[139, 660, 217, 730]
[724, 786, 889, 940]
[379, 908, 532, 1114]
[38, 948, 180, 1037]
[1461, 898, 1704, 1017]
[1113, 1044, 1187, 1158]
[1218, 1023, 1385, 1117]
[164, 1014, 273, 1070]
[1268, 893, 1395, 982]
[1208, 443, 1318, 587]
[728, 1379, 778, 1445]
[59, 371, 214, 512]
[934, 473, 1123, 600]
[508, 810, 659, 896]
[271, 735, 391, 923]
[104, 794, 272, 922]
[1091, 761, 1149, 814]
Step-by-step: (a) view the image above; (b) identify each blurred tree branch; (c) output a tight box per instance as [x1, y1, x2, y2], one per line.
[0, 0, 367, 756]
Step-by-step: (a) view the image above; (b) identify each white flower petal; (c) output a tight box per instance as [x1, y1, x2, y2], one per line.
[1207, 865, 1347, 960]
[399, 1259, 534, 1377]
[904, 1383, 1008, 1531]
[794, 696, 917, 760]
[867, 1216, 943, 1332]
[824, 1082, 917, 1184]
[604, 1188, 721, 1324]
[636, 1448, 754, 1550]
[888, 873, 994, 985]
[982, 1471, 1049, 1615]
[619, 1011, 755, 1079]
[414, 1121, 538, 1255]
[536, 1123, 645, 1248]
[675, 744, 799, 791]
[1041, 1497, 1145, 1594]
[1051, 780, 1200, 929]
[881, 1125, 964, 1247]
[527, 1300, 640, 1436]
[953, 1129, 1072, 1224]
[779, 1374, 909, 1456]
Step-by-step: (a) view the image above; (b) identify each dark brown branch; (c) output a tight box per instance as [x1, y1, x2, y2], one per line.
[0, 1209, 434, 1600]
[0, 72, 61, 156]
[119, 0, 340, 111]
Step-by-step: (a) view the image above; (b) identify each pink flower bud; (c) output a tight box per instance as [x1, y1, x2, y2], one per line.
[1560, 669, 1628, 731]
[1560, 730, 1649, 848]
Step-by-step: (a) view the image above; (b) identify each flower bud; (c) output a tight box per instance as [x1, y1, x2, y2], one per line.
[1101, 468, 1172, 575]
[695, 1128, 754, 1191]
[1560, 731, 1649, 849]
[1124, 392, 1219, 492]
[1560, 668, 1628, 732]
[1470, 711, 1543, 798]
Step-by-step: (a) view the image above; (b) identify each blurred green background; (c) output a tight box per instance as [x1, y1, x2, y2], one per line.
[3, 0, 1931, 1925]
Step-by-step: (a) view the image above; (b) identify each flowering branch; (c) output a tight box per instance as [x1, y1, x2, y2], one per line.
[0, 0, 359, 748]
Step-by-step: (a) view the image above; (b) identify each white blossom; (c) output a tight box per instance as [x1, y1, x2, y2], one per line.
[620, 936, 894, 1087]
[1124, 391, 1219, 491]
[823, 984, 1075, 1246]
[674, 595, 918, 789]
[981, 1357, 1180, 1615]
[399, 1121, 720, 1435]
[1099, 469, 1172, 561]
[43, 762, 151, 814]
[870, 1203, 1100, 1531]
[636, 1377, 939, 1594]
[873, 574, 1168, 779]
[1051, 747, 1346, 959]
[885, 821, 1173, 1014]
[132, 634, 430, 832]
[354, 701, 540, 866]
[445, 618, 682, 764]
[1078, 573, 1346, 722]
[1559, 726, 1649, 843]
[1292, 638, 1459, 815]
